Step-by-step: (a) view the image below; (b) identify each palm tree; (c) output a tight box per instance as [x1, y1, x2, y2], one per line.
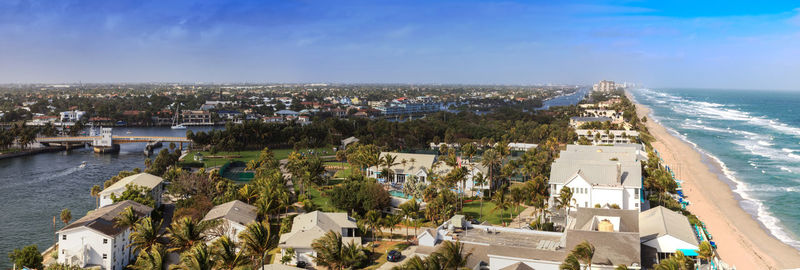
[472, 172, 487, 220]
[238, 221, 273, 267]
[384, 214, 404, 240]
[509, 186, 526, 222]
[491, 189, 512, 226]
[614, 264, 629, 270]
[480, 149, 502, 190]
[167, 217, 210, 252]
[238, 184, 258, 204]
[557, 186, 574, 221]
[698, 241, 714, 264]
[340, 240, 368, 269]
[129, 243, 168, 270]
[211, 236, 247, 270]
[365, 210, 383, 243]
[172, 243, 213, 270]
[572, 241, 595, 270]
[311, 230, 344, 269]
[60, 208, 72, 227]
[114, 206, 140, 228]
[131, 217, 163, 253]
[429, 241, 472, 269]
[560, 254, 581, 270]
[90, 185, 102, 208]
[399, 199, 420, 241]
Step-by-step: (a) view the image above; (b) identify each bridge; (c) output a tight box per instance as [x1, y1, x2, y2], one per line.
[37, 128, 192, 154]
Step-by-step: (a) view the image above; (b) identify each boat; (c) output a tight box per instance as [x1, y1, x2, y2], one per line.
[171, 103, 187, 129]
[79, 161, 87, 168]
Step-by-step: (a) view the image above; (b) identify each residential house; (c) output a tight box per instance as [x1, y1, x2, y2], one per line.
[202, 200, 258, 243]
[278, 211, 360, 266]
[639, 206, 701, 267]
[98, 173, 164, 208]
[57, 201, 153, 270]
[576, 129, 639, 144]
[548, 145, 643, 210]
[181, 110, 212, 125]
[60, 110, 86, 122]
[569, 116, 613, 128]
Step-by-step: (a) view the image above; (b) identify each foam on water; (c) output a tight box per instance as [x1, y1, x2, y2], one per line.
[634, 88, 800, 250]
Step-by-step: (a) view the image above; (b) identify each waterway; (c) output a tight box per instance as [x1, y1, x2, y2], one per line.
[536, 87, 590, 110]
[0, 126, 218, 268]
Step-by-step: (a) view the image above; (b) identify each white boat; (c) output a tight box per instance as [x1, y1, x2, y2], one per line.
[79, 161, 87, 168]
[170, 103, 187, 129]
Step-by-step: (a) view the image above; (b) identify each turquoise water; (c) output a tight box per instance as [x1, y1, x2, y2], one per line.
[389, 190, 412, 199]
[631, 88, 800, 249]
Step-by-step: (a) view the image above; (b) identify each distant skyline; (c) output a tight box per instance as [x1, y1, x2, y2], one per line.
[1, 0, 799, 90]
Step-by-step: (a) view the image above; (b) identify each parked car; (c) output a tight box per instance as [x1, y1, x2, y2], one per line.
[387, 250, 402, 262]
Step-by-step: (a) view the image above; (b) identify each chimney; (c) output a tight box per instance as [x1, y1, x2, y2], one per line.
[616, 163, 622, 185]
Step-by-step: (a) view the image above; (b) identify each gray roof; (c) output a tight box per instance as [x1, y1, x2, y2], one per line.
[565, 230, 641, 266]
[572, 207, 640, 233]
[278, 211, 359, 249]
[59, 200, 153, 236]
[639, 206, 700, 247]
[549, 159, 642, 188]
[499, 262, 535, 270]
[202, 200, 257, 226]
[100, 173, 163, 196]
[260, 264, 304, 270]
[570, 116, 612, 122]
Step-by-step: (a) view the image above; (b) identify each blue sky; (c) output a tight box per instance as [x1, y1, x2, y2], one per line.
[1, 0, 799, 89]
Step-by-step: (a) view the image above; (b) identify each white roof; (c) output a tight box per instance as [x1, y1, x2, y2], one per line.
[99, 173, 163, 196]
[368, 152, 438, 175]
[202, 200, 257, 226]
[278, 211, 358, 249]
[639, 206, 700, 247]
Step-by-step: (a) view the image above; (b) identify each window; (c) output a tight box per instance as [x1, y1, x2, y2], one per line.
[103, 239, 108, 244]
[103, 254, 108, 259]
[634, 188, 640, 199]
[62, 250, 64, 254]
[635, 203, 639, 208]
[62, 235, 66, 240]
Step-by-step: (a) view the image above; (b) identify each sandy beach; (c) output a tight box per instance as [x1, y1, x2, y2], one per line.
[628, 91, 800, 269]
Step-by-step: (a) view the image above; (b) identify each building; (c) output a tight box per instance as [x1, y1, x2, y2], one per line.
[374, 101, 441, 116]
[278, 211, 360, 266]
[639, 206, 701, 266]
[576, 129, 639, 144]
[275, 110, 299, 117]
[593, 80, 617, 92]
[217, 110, 242, 120]
[569, 116, 613, 128]
[57, 201, 153, 270]
[415, 208, 641, 270]
[367, 152, 489, 194]
[548, 145, 643, 210]
[507, 142, 538, 152]
[202, 200, 258, 243]
[60, 110, 86, 122]
[583, 109, 624, 124]
[340, 136, 360, 150]
[98, 173, 164, 208]
[181, 110, 212, 125]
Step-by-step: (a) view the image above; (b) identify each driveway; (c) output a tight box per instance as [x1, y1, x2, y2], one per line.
[378, 245, 417, 270]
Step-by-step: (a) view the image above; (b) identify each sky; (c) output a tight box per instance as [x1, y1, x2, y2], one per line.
[0, 0, 799, 89]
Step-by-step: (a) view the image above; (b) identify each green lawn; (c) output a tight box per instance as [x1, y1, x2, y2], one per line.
[182, 146, 336, 168]
[305, 186, 339, 212]
[460, 200, 524, 225]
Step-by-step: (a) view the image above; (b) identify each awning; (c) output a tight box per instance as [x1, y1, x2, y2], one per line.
[677, 249, 698, 256]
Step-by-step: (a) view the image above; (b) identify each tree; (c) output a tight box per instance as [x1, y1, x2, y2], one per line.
[8, 245, 43, 270]
[128, 243, 167, 270]
[429, 241, 472, 269]
[211, 236, 248, 270]
[111, 184, 155, 207]
[560, 254, 581, 270]
[238, 221, 273, 267]
[384, 214, 404, 240]
[480, 148, 502, 190]
[114, 206, 141, 228]
[473, 172, 487, 220]
[312, 230, 368, 270]
[90, 185, 102, 208]
[365, 210, 383, 243]
[572, 241, 595, 270]
[130, 217, 163, 253]
[60, 208, 72, 227]
[557, 186, 574, 218]
[653, 251, 694, 270]
[698, 241, 714, 263]
[167, 217, 210, 252]
[491, 188, 512, 226]
[399, 198, 421, 241]
[173, 243, 213, 270]
[147, 148, 179, 176]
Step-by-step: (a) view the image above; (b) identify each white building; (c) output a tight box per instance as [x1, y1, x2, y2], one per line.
[60, 110, 86, 122]
[548, 145, 643, 210]
[57, 201, 153, 270]
[98, 173, 164, 208]
[366, 152, 489, 194]
[278, 211, 360, 266]
[583, 109, 624, 124]
[593, 80, 617, 92]
[575, 129, 639, 144]
[640, 206, 701, 265]
[202, 200, 258, 243]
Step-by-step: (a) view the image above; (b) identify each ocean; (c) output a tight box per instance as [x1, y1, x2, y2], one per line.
[630, 88, 800, 250]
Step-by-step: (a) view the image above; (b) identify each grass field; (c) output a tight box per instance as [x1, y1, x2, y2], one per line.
[459, 200, 524, 225]
[182, 146, 336, 167]
[305, 186, 339, 212]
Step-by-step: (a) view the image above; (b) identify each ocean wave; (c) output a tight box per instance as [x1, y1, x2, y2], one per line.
[782, 148, 796, 153]
[758, 140, 774, 146]
[779, 166, 793, 173]
[635, 89, 800, 249]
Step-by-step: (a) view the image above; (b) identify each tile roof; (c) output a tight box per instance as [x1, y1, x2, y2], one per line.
[58, 200, 153, 236]
[202, 200, 257, 226]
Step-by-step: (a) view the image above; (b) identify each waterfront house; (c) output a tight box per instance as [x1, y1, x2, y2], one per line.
[639, 206, 701, 266]
[575, 129, 640, 144]
[367, 152, 489, 195]
[414, 208, 641, 270]
[57, 200, 153, 270]
[278, 211, 360, 266]
[181, 110, 212, 125]
[98, 173, 164, 208]
[202, 200, 258, 243]
[548, 145, 643, 210]
[569, 116, 613, 128]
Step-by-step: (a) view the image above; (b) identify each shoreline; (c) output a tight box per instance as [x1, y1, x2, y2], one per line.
[0, 146, 67, 161]
[627, 90, 800, 269]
